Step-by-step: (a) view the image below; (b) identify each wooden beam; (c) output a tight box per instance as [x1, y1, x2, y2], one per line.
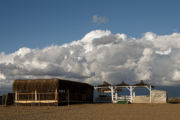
[15, 100, 58, 103]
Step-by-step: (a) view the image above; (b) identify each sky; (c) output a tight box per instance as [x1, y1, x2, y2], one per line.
[1, 0, 180, 89]
[1, 0, 180, 53]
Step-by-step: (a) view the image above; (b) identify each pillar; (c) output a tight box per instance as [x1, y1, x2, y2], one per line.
[55, 88, 58, 100]
[35, 89, 37, 101]
[132, 87, 135, 96]
[130, 86, 132, 103]
[150, 85, 152, 103]
[15, 91, 18, 103]
[110, 86, 114, 102]
[115, 91, 118, 101]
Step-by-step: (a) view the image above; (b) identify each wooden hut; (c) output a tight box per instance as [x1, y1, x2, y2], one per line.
[13, 78, 93, 106]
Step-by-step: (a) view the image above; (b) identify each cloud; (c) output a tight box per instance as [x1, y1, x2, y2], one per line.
[155, 48, 172, 55]
[1, 30, 180, 88]
[92, 15, 108, 24]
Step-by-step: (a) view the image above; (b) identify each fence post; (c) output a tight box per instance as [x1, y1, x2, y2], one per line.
[38, 93, 40, 106]
[15, 91, 17, 104]
[67, 89, 69, 106]
[55, 89, 58, 106]
[4, 95, 7, 106]
[31, 92, 33, 107]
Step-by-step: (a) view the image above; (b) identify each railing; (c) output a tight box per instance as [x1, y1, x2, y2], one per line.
[17, 92, 56, 100]
[114, 96, 131, 101]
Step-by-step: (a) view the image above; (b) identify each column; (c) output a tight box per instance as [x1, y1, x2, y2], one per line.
[150, 85, 152, 103]
[55, 88, 58, 100]
[130, 86, 132, 103]
[15, 91, 18, 102]
[115, 91, 118, 101]
[110, 86, 114, 102]
[35, 89, 37, 101]
[133, 88, 135, 96]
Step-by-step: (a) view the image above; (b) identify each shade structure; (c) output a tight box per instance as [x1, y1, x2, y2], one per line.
[13, 78, 94, 106]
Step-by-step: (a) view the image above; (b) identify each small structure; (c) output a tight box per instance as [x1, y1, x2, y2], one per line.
[94, 81, 167, 103]
[13, 78, 93, 105]
[0, 93, 14, 106]
[151, 90, 167, 103]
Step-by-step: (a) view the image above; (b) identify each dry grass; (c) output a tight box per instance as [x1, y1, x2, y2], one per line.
[0, 104, 180, 120]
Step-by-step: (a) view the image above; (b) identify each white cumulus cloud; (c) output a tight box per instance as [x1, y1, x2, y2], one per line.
[1, 30, 180, 88]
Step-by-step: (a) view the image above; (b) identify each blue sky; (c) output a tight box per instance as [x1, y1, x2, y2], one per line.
[0, 0, 180, 53]
[2, 0, 180, 91]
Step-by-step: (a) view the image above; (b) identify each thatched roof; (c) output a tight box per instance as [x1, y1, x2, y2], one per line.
[96, 81, 111, 92]
[13, 79, 59, 92]
[97, 81, 111, 87]
[13, 78, 93, 92]
[133, 80, 154, 88]
[116, 81, 129, 86]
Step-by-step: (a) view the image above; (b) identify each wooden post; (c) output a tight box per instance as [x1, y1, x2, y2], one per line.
[27, 93, 28, 106]
[38, 93, 40, 106]
[18, 92, 20, 106]
[115, 91, 118, 101]
[110, 86, 114, 103]
[55, 89, 58, 100]
[67, 89, 70, 106]
[35, 90, 37, 101]
[130, 86, 132, 103]
[114, 86, 117, 102]
[4, 95, 7, 106]
[132, 87, 135, 97]
[15, 91, 18, 102]
[150, 85, 152, 103]
[55, 88, 58, 106]
[31, 92, 33, 106]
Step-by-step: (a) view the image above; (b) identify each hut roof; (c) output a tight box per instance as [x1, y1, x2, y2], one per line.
[13, 78, 93, 92]
[97, 81, 111, 87]
[134, 80, 148, 86]
[133, 80, 154, 88]
[116, 81, 129, 86]
[96, 81, 111, 92]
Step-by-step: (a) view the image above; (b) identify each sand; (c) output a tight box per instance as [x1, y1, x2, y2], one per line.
[0, 103, 180, 120]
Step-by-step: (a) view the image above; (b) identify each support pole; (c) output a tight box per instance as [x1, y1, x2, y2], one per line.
[150, 85, 152, 103]
[130, 86, 132, 103]
[55, 89, 58, 100]
[110, 86, 114, 103]
[38, 93, 40, 106]
[67, 89, 70, 106]
[55, 88, 58, 106]
[35, 89, 37, 101]
[133, 87, 136, 96]
[115, 90, 118, 101]
[15, 91, 17, 102]
[4, 95, 7, 106]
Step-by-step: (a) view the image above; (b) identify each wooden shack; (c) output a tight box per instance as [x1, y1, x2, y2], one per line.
[13, 78, 93, 106]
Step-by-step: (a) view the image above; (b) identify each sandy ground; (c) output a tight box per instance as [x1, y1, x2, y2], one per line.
[0, 103, 180, 120]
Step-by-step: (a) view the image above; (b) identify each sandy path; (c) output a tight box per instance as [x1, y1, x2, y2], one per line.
[0, 104, 180, 120]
